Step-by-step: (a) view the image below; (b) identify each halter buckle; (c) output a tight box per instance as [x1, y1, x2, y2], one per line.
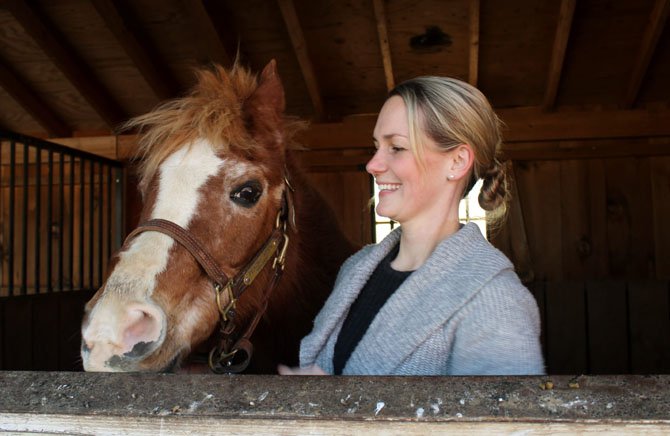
[272, 233, 290, 271]
[214, 282, 236, 322]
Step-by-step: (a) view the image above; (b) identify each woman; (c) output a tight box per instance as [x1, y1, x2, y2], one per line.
[279, 76, 544, 375]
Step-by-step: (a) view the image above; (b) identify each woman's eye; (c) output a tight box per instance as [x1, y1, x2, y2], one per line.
[391, 145, 405, 153]
[230, 181, 262, 207]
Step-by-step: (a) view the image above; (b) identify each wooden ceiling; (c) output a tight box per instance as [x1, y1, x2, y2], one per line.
[0, 0, 668, 140]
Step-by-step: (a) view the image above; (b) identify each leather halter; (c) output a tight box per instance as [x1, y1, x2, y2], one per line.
[124, 182, 293, 373]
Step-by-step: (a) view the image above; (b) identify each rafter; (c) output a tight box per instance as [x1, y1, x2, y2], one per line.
[0, 57, 71, 137]
[468, 0, 480, 86]
[179, 0, 232, 67]
[277, 0, 324, 119]
[372, 0, 395, 91]
[5, 0, 127, 129]
[91, 0, 180, 100]
[542, 0, 576, 111]
[624, 0, 670, 108]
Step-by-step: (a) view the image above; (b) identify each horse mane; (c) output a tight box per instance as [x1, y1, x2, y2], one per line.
[124, 63, 305, 193]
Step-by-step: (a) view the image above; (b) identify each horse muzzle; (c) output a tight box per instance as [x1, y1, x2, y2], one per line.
[81, 297, 167, 372]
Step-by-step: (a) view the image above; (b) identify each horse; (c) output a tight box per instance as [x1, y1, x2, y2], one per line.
[80, 60, 356, 373]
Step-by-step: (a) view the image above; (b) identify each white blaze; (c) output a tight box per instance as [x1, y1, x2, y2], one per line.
[104, 138, 225, 298]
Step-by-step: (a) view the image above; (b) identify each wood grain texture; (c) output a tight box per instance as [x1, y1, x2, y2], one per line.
[650, 156, 670, 278]
[585, 280, 629, 373]
[627, 280, 670, 373]
[544, 281, 587, 374]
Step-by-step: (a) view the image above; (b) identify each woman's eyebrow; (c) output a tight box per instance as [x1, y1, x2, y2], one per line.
[373, 133, 408, 141]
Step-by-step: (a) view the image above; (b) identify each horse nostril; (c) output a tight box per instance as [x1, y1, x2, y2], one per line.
[120, 305, 164, 356]
[81, 341, 92, 353]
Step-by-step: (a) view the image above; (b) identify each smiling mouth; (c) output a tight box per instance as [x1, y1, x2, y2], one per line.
[378, 183, 401, 191]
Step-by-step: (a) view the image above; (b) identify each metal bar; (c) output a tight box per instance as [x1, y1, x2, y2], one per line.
[107, 165, 112, 261]
[34, 148, 41, 293]
[47, 150, 53, 292]
[8, 141, 16, 296]
[0, 129, 122, 167]
[69, 155, 75, 290]
[97, 162, 103, 288]
[79, 158, 85, 290]
[58, 152, 64, 292]
[21, 142, 28, 295]
[89, 160, 95, 290]
[113, 167, 124, 251]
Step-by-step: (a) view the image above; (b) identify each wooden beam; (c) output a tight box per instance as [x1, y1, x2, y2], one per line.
[542, 0, 576, 110]
[624, 0, 670, 108]
[468, 0, 480, 86]
[372, 0, 395, 91]
[5, 0, 127, 129]
[0, 57, 71, 137]
[102, 107, 670, 162]
[277, 0, 325, 119]
[295, 107, 670, 148]
[178, 0, 233, 67]
[91, 0, 180, 100]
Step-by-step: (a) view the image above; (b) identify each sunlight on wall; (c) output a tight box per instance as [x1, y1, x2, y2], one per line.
[373, 179, 487, 242]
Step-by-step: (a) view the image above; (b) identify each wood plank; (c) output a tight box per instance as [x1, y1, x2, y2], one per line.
[468, 0, 480, 86]
[277, 0, 324, 119]
[5, 0, 127, 128]
[31, 293, 61, 370]
[585, 280, 628, 374]
[650, 156, 670, 278]
[91, 0, 180, 100]
[372, 0, 394, 91]
[542, 0, 576, 110]
[546, 282, 584, 374]
[4, 414, 670, 435]
[178, 0, 232, 67]
[3, 372, 670, 427]
[504, 137, 670, 161]
[604, 158, 654, 278]
[505, 164, 534, 282]
[306, 170, 372, 246]
[624, 0, 670, 108]
[1, 296, 32, 369]
[627, 280, 670, 373]
[586, 160, 609, 278]
[0, 299, 4, 368]
[0, 57, 71, 137]
[559, 159, 609, 279]
[58, 291, 93, 371]
[544, 281, 587, 374]
[526, 281, 546, 359]
[513, 161, 562, 281]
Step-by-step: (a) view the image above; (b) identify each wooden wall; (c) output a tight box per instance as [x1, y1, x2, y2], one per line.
[494, 155, 670, 281]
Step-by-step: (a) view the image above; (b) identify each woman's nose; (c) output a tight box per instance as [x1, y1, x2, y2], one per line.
[366, 149, 386, 175]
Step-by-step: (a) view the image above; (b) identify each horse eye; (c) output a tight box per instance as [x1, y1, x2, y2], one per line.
[230, 181, 262, 207]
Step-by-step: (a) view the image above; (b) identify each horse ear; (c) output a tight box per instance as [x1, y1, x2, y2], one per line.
[244, 60, 286, 151]
[256, 59, 286, 115]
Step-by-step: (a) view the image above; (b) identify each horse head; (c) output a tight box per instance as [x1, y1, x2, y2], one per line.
[81, 61, 337, 372]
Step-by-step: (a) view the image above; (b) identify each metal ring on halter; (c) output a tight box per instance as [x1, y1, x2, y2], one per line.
[208, 345, 238, 372]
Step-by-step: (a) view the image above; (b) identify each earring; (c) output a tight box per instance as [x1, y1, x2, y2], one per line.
[448, 174, 455, 180]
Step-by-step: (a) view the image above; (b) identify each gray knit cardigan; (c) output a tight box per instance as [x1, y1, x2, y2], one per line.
[299, 223, 545, 375]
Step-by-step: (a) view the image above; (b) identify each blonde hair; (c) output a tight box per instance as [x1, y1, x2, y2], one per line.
[389, 76, 509, 224]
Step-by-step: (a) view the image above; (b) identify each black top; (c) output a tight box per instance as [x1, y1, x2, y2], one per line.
[333, 243, 413, 375]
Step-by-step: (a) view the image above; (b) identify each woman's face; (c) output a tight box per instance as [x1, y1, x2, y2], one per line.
[367, 96, 451, 226]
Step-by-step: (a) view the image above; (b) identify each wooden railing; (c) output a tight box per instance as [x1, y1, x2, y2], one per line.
[1, 372, 669, 434]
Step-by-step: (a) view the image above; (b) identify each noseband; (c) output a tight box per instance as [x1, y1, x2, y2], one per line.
[124, 180, 294, 373]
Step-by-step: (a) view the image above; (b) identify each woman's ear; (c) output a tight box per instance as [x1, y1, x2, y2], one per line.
[446, 144, 474, 181]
